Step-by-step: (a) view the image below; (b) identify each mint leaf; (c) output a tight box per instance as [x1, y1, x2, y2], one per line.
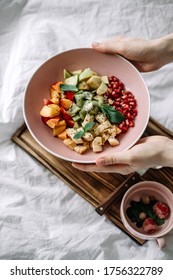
[84, 121, 95, 132]
[73, 122, 95, 139]
[155, 218, 165, 226]
[60, 84, 78, 92]
[73, 129, 85, 139]
[101, 104, 125, 123]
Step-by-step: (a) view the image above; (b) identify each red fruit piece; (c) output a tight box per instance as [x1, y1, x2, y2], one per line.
[65, 91, 75, 101]
[143, 217, 157, 233]
[41, 116, 51, 125]
[153, 201, 170, 219]
[43, 98, 54, 105]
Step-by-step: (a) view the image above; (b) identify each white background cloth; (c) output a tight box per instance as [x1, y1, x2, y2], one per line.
[0, 0, 173, 260]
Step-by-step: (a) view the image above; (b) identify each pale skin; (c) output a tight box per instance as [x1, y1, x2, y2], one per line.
[72, 34, 173, 174]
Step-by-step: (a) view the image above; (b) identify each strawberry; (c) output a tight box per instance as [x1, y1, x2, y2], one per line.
[143, 217, 157, 233]
[153, 201, 170, 219]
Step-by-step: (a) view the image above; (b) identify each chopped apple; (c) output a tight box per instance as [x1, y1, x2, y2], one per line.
[52, 120, 66, 136]
[40, 104, 60, 117]
[46, 117, 61, 128]
[59, 98, 72, 110]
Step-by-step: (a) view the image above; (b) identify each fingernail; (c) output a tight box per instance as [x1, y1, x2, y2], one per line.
[96, 158, 105, 166]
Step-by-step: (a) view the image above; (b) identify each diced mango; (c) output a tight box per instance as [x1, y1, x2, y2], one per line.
[52, 120, 66, 136]
[59, 98, 73, 110]
[46, 117, 61, 128]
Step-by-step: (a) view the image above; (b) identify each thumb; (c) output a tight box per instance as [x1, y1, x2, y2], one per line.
[92, 36, 124, 54]
[92, 41, 118, 54]
[96, 151, 131, 166]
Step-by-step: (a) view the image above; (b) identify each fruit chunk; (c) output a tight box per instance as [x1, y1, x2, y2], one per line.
[63, 138, 77, 150]
[101, 75, 109, 84]
[78, 81, 90, 90]
[52, 120, 66, 136]
[50, 89, 60, 99]
[40, 104, 60, 117]
[143, 217, 157, 233]
[58, 130, 68, 140]
[87, 75, 101, 89]
[59, 98, 73, 110]
[64, 75, 78, 86]
[43, 99, 54, 105]
[96, 82, 108, 95]
[153, 202, 170, 219]
[46, 117, 61, 128]
[63, 69, 71, 79]
[79, 68, 93, 82]
[65, 91, 75, 101]
[51, 81, 63, 92]
[70, 69, 82, 75]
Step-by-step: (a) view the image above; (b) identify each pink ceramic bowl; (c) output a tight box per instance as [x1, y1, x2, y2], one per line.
[23, 48, 150, 163]
[120, 181, 173, 248]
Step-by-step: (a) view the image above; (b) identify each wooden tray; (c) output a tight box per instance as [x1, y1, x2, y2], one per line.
[12, 118, 173, 245]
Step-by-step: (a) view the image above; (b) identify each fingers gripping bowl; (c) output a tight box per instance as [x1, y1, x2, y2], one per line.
[23, 48, 150, 163]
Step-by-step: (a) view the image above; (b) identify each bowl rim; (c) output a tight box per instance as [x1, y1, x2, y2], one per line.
[23, 48, 150, 163]
[120, 181, 173, 239]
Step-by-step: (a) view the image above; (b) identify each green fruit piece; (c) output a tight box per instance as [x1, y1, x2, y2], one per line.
[70, 69, 82, 75]
[87, 75, 101, 89]
[78, 81, 90, 90]
[101, 76, 109, 84]
[96, 82, 108, 95]
[63, 69, 71, 80]
[79, 68, 93, 82]
[65, 75, 78, 86]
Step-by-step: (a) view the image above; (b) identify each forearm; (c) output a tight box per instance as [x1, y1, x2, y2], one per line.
[153, 33, 173, 67]
[160, 138, 173, 168]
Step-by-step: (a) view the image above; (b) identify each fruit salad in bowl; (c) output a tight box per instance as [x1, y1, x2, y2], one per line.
[23, 48, 150, 163]
[39, 68, 138, 155]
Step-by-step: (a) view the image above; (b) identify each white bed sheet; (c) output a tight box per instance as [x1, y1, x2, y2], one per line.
[0, 0, 173, 260]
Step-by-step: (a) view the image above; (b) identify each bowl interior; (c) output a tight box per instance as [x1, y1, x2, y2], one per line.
[120, 181, 173, 239]
[23, 48, 150, 163]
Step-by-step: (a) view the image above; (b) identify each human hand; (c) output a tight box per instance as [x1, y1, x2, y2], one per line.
[92, 34, 173, 72]
[72, 136, 173, 175]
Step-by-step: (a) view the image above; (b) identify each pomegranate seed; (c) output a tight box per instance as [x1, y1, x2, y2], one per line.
[129, 121, 134, 127]
[104, 75, 137, 134]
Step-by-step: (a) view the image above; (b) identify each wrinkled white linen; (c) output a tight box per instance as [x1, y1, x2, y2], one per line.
[0, 0, 173, 260]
